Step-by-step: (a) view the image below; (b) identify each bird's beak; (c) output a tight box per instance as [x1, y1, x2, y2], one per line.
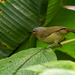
[28, 31, 32, 34]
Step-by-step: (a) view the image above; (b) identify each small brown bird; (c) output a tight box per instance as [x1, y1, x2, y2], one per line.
[29, 26, 75, 49]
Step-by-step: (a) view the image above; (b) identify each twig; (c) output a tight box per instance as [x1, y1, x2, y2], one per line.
[51, 38, 75, 49]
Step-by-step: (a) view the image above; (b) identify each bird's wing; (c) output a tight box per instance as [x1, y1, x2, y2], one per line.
[39, 26, 67, 38]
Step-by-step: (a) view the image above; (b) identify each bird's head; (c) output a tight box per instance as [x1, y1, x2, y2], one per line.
[28, 27, 44, 37]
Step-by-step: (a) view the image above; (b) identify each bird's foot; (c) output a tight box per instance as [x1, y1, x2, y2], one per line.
[47, 46, 52, 50]
[47, 43, 56, 50]
[58, 42, 62, 48]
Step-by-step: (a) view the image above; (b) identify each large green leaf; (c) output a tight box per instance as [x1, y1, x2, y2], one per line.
[0, 0, 43, 58]
[26, 60, 75, 73]
[39, 69, 75, 75]
[0, 48, 57, 75]
[44, 0, 62, 26]
[39, 0, 48, 21]
[15, 35, 36, 52]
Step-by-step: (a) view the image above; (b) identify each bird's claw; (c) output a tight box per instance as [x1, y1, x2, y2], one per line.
[47, 46, 52, 50]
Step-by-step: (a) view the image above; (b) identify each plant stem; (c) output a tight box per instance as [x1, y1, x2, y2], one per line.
[51, 38, 75, 49]
[61, 38, 75, 45]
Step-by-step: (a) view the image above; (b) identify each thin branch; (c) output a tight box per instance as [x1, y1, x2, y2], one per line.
[51, 38, 75, 49]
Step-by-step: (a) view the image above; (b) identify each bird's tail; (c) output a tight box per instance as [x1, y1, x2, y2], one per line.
[66, 29, 75, 33]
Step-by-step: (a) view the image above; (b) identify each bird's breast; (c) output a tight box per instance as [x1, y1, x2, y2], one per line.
[38, 32, 66, 44]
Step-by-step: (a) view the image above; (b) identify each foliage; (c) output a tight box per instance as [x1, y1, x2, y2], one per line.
[0, 0, 75, 75]
[0, 48, 57, 75]
[26, 60, 75, 75]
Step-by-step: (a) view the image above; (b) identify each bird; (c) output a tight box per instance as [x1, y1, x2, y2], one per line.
[28, 26, 75, 49]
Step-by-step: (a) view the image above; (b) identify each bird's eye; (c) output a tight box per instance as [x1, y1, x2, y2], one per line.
[32, 31, 36, 34]
[33, 31, 35, 32]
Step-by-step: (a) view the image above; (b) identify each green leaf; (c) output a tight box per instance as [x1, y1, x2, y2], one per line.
[39, 0, 48, 21]
[16, 35, 36, 52]
[39, 69, 75, 75]
[0, 0, 42, 58]
[55, 50, 75, 62]
[0, 48, 57, 75]
[63, 0, 75, 5]
[44, 0, 62, 26]
[36, 39, 49, 48]
[26, 60, 75, 73]
[28, 35, 37, 48]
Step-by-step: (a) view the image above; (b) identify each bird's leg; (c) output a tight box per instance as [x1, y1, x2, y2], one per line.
[63, 37, 67, 41]
[58, 37, 67, 47]
[58, 42, 62, 48]
[47, 38, 66, 50]
[61, 37, 67, 42]
[47, 43, 56, 50]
